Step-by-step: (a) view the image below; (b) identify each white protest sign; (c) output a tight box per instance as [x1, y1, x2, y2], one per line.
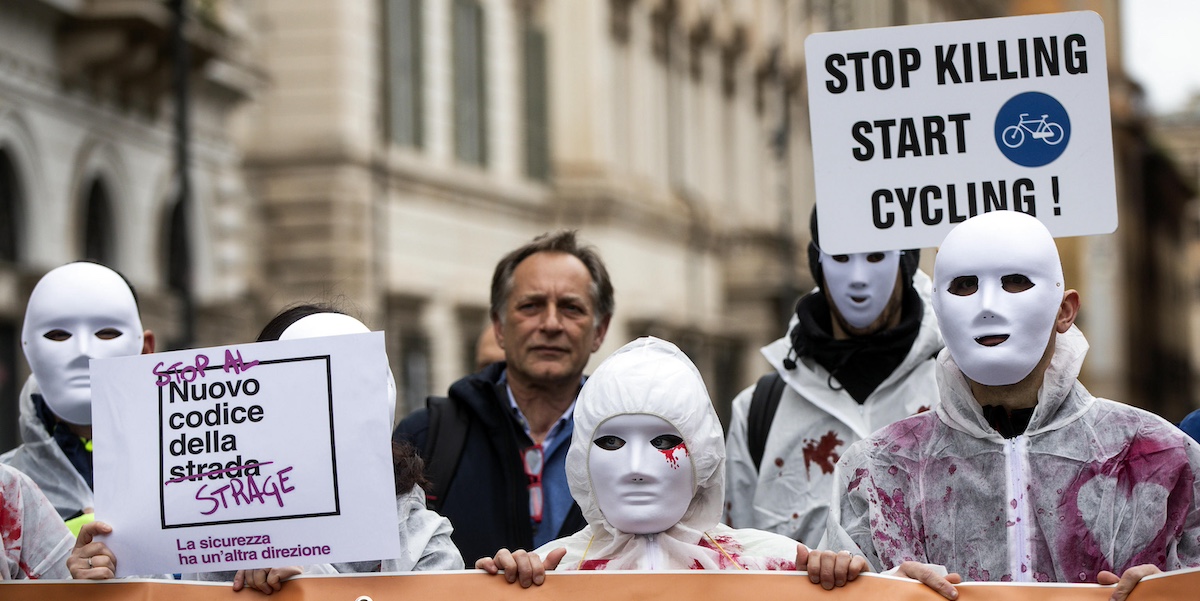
[805, 11, 1115, 254]
[91, 332, 400, 576]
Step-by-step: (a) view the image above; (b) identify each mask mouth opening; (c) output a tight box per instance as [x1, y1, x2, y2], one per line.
[849, 295, 869, 303]
[974, 334, 1010, 347]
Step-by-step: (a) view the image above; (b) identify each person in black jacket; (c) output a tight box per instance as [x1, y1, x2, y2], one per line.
[394, 230, 614, 564]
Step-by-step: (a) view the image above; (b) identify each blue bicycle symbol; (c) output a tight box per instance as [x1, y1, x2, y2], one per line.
[994, 92, 1070, 167]
[1001, 113, 1065, 148]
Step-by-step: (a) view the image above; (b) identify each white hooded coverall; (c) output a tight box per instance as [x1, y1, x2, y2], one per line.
[825, 326, 1200, 582]
[536, 337, 799, 570]
[725, 272, 943, 545]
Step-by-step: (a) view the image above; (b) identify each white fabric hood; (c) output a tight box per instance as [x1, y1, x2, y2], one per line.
[569, 336, 724, 536]
[554, 337, 796, 570]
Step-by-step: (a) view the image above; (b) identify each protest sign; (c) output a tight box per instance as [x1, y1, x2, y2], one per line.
[805, 11, 1115, 254]
[3, 568, 1198, 601]
[90, 332, 399, 576]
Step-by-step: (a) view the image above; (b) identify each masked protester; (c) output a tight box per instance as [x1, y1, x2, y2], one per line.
[824, 211, 1200, 601]
[2, 262, 154, 529]
[260, 306, 462, 574]
[725, 210, 942, 546]
[478, 338, 869, 588]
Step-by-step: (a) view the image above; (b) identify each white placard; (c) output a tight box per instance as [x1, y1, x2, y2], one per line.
[806, 11, 1115, 254]
[91, 332, 400, 576]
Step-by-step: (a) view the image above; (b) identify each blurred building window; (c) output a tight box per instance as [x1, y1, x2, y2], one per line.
[384, 0, 424, 148]
[521, 9, 550, 180]
[0, 151, 18, 262]
[457, 306, 489, 374]
[388, 297, 432, 416]
[0, 150, 19, 454]
[453, 0, 487, 165]
[0, 323, 15, 455]
[166, 199, 191, 294]
[81, 179, 114, 266]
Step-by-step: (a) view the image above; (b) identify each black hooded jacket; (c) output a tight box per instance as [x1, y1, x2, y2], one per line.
[393, 362, 585, 563]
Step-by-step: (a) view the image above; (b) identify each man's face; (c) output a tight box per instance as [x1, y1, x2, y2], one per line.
[933, 212, 1064, 386]
[22, 263, 144, 425]
[820, 250, 903, 334]
[494, 252, 609, 387]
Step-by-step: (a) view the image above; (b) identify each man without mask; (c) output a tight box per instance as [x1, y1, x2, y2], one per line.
[725, 209, 943, 547]
[824, 211, 1200, 601]
[1, 262, 155, 524]
[478, 337, 871, 589]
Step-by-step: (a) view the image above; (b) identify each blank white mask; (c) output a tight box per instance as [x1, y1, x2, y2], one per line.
[22, 263, 144, 425]
[588, 413, 694, 535]
[279, 312, 398, 429]
[819, 250, 901, 329]
[932, 212, 1064, 386]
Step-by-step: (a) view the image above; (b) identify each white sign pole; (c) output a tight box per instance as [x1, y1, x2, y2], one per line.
[91, 332, 400, 576]
[806, 11, 1115, 254]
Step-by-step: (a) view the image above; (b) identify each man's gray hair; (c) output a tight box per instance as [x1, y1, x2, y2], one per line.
[490, 230, 615, 325]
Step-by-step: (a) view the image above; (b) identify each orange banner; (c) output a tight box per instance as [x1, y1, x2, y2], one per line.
[1, 569, 1197, 601]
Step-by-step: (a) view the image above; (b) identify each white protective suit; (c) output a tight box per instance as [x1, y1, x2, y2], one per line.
[0, 377, 92, 519]
[272, 311, 464, 574]
[334, 484, 463, 572]
[825, 326, 1200, 582]
[725, 271, 943, 546]
[535, 337, 799, 570]
[1, 463, 74, 579]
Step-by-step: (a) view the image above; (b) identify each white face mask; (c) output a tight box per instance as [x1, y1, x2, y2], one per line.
[819, 250, 902, 329]
[933, 212, 1064, 386]
[22, 263, 144, 425]
[279, 313, 398, 429]
[588, 413, 694, 535]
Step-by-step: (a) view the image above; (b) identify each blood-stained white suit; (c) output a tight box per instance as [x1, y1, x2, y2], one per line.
[725, 271, 943, 546]
[0, 464, 73, 580]
[537, 337, 799, 570]
[826, 327, 1200, 581]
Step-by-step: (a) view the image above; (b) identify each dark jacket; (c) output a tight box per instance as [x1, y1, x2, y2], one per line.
[393, 362, 586, 563]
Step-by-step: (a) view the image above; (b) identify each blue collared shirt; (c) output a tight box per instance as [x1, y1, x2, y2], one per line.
[501, 371, 577, 548]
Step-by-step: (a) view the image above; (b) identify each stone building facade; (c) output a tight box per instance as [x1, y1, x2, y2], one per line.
[2, 0, 1191, 454]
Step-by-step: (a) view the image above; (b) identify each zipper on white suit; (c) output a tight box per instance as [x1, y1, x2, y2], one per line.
[643, 534, 661, 570]
[1004, 437, 1033, 582]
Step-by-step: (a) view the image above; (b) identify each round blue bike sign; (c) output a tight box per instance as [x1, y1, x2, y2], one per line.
[993, 91, 1071, 167]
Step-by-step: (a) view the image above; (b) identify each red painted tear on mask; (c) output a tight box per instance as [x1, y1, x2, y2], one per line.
[802, 431, 844, 476]
[660, 442, 688, 469]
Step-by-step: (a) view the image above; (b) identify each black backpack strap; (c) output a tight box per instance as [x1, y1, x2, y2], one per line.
[747, 372, 787, 473]
[422, 396, 470, 512]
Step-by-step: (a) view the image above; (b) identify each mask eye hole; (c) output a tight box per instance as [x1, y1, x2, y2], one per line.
[650, 435, 684, 450]
[593, 435, 625, 451]
[830, 255, 849, 263]
[865, 252, 886, 263]
[1000, 274, 1034, 293]
[95, 328, 124, 340]
[43, 329, 71, 342]
[947, 276, 978, 296]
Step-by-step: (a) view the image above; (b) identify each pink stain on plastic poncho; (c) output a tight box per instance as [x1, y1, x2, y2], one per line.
[824, 326, 1200, 583]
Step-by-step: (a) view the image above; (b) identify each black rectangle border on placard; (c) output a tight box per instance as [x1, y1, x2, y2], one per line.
[157, 354, 341, 529]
